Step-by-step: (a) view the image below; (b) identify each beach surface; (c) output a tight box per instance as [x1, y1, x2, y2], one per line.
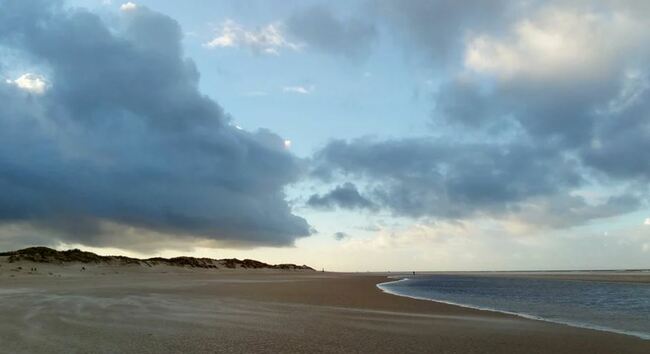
[1, 259, 649, 353]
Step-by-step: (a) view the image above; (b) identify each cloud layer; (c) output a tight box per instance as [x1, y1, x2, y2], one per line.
[2, 0, 650, 257]
[286, 4, 376, 60]
[0, 0, 310, 249]
[309, 0, 650, 231]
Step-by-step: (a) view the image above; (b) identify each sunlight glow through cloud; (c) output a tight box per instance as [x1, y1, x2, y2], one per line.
[464, 8, 646, 79]
[120, 2, 137, 12]
[6, 73, 49, 94]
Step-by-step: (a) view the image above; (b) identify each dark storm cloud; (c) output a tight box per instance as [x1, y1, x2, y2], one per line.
[286, 4, 376, 60]
[312, 138, 584, 220]
[307, 182, 375, 210]
[0, 0, 310, 249]
[581, 81, 650, 180]
[434, 68, 626, 148]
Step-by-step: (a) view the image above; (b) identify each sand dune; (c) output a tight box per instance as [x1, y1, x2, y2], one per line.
[0, 247, 313, 271]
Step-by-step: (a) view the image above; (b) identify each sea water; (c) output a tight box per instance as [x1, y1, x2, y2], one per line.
[378, 275, 650, 340]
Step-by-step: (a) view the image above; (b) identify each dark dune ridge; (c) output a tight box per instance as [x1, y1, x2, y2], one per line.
[0, 247, 314, 270]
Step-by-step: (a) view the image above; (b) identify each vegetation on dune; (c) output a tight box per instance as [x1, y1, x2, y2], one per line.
[0, 247, 314, 270]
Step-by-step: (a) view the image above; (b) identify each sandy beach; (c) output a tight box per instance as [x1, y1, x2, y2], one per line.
[3, 1, 650, 353]
[1, 258, 648, 353]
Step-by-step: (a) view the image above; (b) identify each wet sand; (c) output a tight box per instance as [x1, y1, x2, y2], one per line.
[0, 261, 648, 353]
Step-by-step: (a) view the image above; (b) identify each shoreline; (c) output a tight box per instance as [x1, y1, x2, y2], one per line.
[1, 264, 649, 353]
[375, 270, 650, 284]
[376, 276, 650, 341]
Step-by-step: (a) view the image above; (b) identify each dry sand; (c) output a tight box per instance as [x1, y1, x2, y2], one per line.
[1, 258, 649, 353]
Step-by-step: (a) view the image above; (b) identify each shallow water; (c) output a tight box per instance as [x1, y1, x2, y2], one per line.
[378, 275, 650, 339]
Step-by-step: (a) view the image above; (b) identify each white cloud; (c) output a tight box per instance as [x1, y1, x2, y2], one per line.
[282, 85, 314, 95]
[644, 218, 650, 225]
[464, 6, 648, 80]
[204, 19, 300, 55]
[6, 73, 49, 94]
[120, 2, 137, 11]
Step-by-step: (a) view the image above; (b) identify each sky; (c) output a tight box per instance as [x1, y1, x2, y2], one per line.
[1, 0, 650, 271]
